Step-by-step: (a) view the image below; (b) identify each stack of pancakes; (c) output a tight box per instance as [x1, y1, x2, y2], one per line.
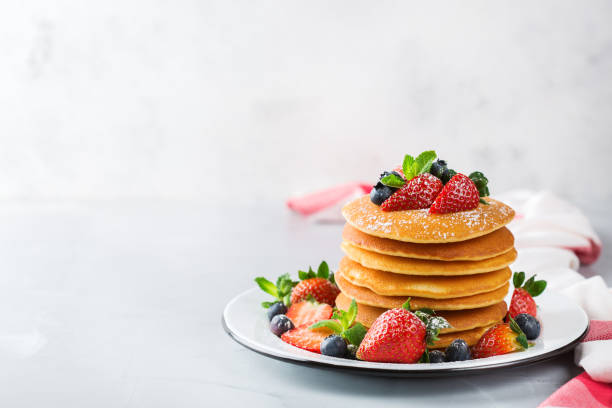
[336, 195, 516, 348]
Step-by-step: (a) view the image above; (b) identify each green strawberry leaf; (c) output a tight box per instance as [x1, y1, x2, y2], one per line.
[254, 277, 279, 299]
[426, 328, 441, 346]
[418, 349, 430, 363]
[307, 267, 316, 279]
[298, 270, 309, 280]
[282, 293, 291, 307]
[414, 310, 430, 324]
[402, 155, 416, 180]
[402, 298, 412, 311]
[261, 301, 274, 308]
[479, 198, 490, 205]
[329, 272, 336, 285]
[309, 319, 343, 334]
[513, 271, 525, 288]
[381, 173, 405, 188]
[343, 323, 367, 346]
[317, 261, 329, 279]
[415, 150, 437, 175]
[417, 307, 435, 315]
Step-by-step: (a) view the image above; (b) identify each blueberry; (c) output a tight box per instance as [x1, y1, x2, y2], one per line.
[379, 170, 404, 180]
[370, 185, 397, 205]
[440, 168, 457, 184]
[346, 344, 358, 360]
[515, 313, 541, 340]
[320, 335, 348, 358]
[267, 302, 288, 321]
[428, 350, 446, 363]
[270, 314, 294, 336]
[429, 160, 448, 179]
[445, 339, 471, 361]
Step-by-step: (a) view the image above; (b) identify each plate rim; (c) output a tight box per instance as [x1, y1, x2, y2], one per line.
[223, 289, 589, 377]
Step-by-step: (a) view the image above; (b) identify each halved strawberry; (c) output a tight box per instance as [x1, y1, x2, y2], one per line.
[286, 301, 333, 327]
[508, 272, 547, 318]
[429, 173, 480, 214]
[381, 173, 443, 212]
[281, 325, 334, 353]
[472, 318, 528, 359]
[291, 261, 340, 306]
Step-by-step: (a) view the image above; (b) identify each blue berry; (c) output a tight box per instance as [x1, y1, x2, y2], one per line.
[515, 313, 541, 340]
[270, 314, 294, 336]
[445, 339, 471, 361]
[429, 160, 448, 179]
[428, 350, 446, 363]
[346, 344, 358, 360]
[320, 335, 348, 358]
[267, 302, 288, 321]
[370, 184, 397, 205]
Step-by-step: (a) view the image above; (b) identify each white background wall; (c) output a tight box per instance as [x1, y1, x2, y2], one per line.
[2, 1, 611, 204]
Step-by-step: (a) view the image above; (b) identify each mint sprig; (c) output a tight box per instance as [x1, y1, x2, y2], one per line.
[380, 173, 405, 188]
[309, 298, 367, 346]
[509, 316, 529, 349]
[380, 150, 437, 188]
[254, 273, 298, 308]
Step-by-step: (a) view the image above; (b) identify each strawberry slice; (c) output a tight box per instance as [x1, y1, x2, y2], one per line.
[381, 173, 443, 212]
[286, 301, 333, 327]
[281, 325, 334, 353]
[429, 173, 480, 214]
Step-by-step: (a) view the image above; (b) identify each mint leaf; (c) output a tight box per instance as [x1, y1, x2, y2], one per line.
[402, 155, 416, 180]
[516, 334, 528, 349]
[427, 316, 451, 331]
[346, 298, 358, 327]
[261, 301, 274, 308]
[513, 271, 525, 288]
[343, 323, 367, 346]
[380, 173, 405, 188]
[309, 319, 343, 334]
[415, 151, 437, 174]
[317, 261, 329, 279]
[282, 293, 291, 307]
[417, 307, 434, 315]
[254, 277, 279, 298]
[418, 349, 430, 363]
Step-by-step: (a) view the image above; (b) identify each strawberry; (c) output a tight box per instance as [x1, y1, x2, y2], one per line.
[472, 318, 528, 359]
[429, 173, 480, 214]
[381, 173, 443, 212]
[286, 301, 333, 327]
[356, 299, 450, 363]
[292, 261, 339, 305]
[281, 325, 334, 353]
[508, 272, 547, 318]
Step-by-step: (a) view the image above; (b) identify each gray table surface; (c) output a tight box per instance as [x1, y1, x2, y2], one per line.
[0, 199, 608, 407]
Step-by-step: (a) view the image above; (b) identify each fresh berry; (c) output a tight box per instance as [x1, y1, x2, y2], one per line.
[286, 301, 333, 327]
[514, 313, 541, 340]
[429, 159, 448, 179]
[321, 335, 348, 358]
[445, 339, 471, 361]
[281, 325, 334, 353]
[267, 302, 288, 321]
[291, 278, 340, 306]
[370, 184, 397, 205]
[472, 319, 528, 359]
[356, 300, 450, 363]
[428, 350, 446, 363]
[440, 168, 457, 184]
[429, 173, 480, 214]
[508, 272, 547, 318]
[381, 173, 443, 212]
[270, 314, 294, 336]
[346, 344, 358, 359]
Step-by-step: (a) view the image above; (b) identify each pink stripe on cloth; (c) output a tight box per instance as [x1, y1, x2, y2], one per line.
[568, 239, 603, 266]
[286, 183, 372, 216]
[584, 320, 612, 342]
[538, 373, 612, 408]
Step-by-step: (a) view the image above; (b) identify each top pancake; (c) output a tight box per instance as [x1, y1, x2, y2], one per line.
[342, 224, 515, 261]
[342, 195, 515, 243]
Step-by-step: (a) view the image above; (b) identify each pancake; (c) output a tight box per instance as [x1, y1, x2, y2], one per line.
[342, 195, 515, 243]
[431, 324, 497, 349]
[339, 257, 512, 298]
[342, 224, 515, 261]
[335, 268, 510, 310]
[335, 292, 507, 334]
[341, 241, 517, 276]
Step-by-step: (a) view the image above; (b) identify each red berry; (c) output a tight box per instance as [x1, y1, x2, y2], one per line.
[286, 301, 333, 327]
[356, 308, 426, 363]
[509, 288, 537, 318]
[381, 173, 443, 212]
[281, 325, 334, 353]
[429, 173, 480, 214]
[291, 278, 340, 306]
[472, 322, 527, 359]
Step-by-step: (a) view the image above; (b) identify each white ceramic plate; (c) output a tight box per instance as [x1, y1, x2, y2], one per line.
[223, 288, 589, 376]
